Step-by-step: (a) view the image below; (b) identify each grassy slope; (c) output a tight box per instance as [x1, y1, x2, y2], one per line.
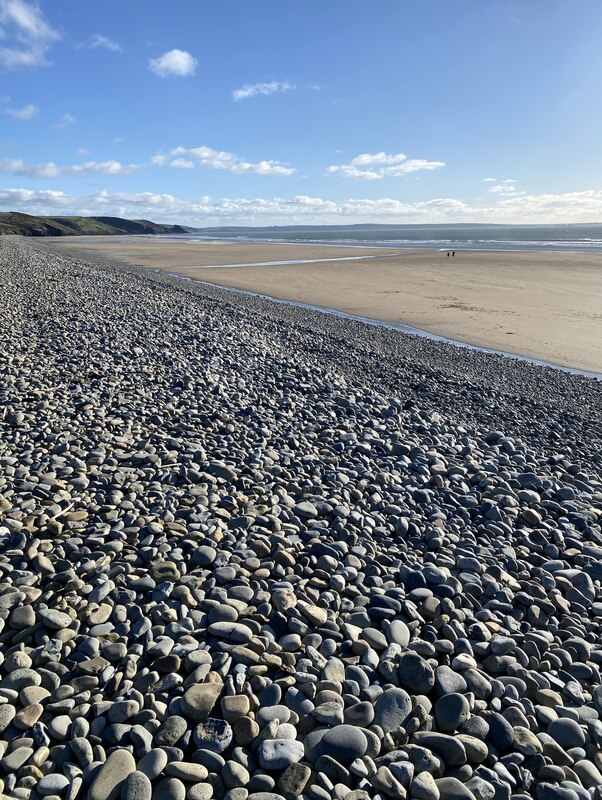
[0, 212, 186, 237]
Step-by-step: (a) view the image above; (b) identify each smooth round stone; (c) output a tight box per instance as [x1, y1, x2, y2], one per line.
[194, 718, 233, 753]
[435, 667, 467, 696]
[435, 693, 471, 732]
[88, 749, 136, 800]
[165, 762, 209, 781]
[121, 771, 152, 800]
[187, 785, 214, 800]
[274, 723, 297, 740]
[312, 701, 344, 726]
[488, 713, 514, 750]
[374, 688, 412, 733]
[0, 705, 16, 732]
[436, 776, 477, 800]
[258, 739, 304, 770]
[208, 621, 253, 643]
[154, 778, 186, 800]
[344, 701, 374, 727]
[295, 501, 318, 519]
[137, 749, 168, 781]
[222, 760, 250, 789]
[547, 718, 586, 749]
[411, 771, 440, 800]
[37, 773, 70, 796]
[256, 705, 291, 727]
[1, 668, 41, 691]
[319, 725, 368, 763]
[387, 619, 411, 647]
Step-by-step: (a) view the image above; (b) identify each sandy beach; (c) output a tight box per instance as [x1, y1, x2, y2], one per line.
[48, 236, 602, 373]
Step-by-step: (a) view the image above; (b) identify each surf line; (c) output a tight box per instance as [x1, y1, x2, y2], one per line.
[183, 254, 394, 269]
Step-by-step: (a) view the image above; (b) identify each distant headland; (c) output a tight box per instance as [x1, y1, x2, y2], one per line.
[0, 212, 187, 237]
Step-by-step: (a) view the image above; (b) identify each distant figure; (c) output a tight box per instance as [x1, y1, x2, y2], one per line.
[452, 251, 455, 257]
[447, 252, 450, 258]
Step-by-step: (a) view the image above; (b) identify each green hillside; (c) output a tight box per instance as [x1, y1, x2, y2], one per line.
[0, 212, 187, 237]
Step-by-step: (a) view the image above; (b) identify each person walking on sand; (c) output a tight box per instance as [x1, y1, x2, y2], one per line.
[452, 251, 455, 257]
[447, 252, 450, 258]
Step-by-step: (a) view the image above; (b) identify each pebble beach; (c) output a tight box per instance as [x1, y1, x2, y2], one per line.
[1, 236, 602, 800]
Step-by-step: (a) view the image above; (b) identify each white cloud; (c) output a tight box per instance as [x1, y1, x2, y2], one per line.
[152, 144, 295, 176]
[483, 177, 496, 182]
[0, 0, 60, 68]
[53, 112, 76, 129]
[170, 158, 194, 169]
[6, 101, 37, 119]
[88, 34, 122, 53]
[487, 178, 525, 197]
[149, 49, 197, 78]
[3, 187, 602, 225]
[232, 81, 294, 101]
[0, 157, 138, 178]
[327, 151, 445, 180]
[75, 148, 89, 156]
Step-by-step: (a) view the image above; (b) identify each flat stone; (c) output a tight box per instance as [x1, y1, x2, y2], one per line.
[278, 763, 312, 800]
[208, 621, 253, 643]
[180, 681, 223, 722]
[436, 777, 477, 800]
[374, 687, 412, 733]
[258, 739, 305, 770]
[37, 607, 74, 630]
[37, 773, 70, 796]
[513, 726, 543, 755]
[412, 733, 467, 767]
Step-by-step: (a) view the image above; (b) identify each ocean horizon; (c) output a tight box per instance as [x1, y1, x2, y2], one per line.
[156, 222, 602, 253]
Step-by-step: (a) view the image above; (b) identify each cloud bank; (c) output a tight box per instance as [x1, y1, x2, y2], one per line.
[0, 158, 138, 178]
[2, 187, 602, 225]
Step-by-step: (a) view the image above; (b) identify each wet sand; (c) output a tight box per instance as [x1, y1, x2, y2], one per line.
[47, 237, 602, 373]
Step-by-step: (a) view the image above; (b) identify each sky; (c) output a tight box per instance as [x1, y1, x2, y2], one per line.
[1, 0, 602, 226]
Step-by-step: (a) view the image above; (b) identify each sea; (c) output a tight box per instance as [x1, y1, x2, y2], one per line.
[159, 223, 602, 253]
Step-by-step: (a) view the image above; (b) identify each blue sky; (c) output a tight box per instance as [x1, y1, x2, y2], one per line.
[1, 0, 602, 225]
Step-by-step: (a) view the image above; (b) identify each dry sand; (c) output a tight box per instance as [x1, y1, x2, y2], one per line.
[48, 237, 602, 373]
